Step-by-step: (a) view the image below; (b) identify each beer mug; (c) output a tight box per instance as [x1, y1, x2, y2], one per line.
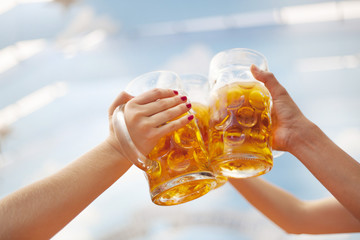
[112, 71, 216, 206]
[181, 74, 228, 188]
[208, 48, 274, 178]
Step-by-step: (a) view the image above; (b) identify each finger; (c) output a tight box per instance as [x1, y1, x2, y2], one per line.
[108, 91, 134, 116]
[149, 102, 192, 127]
[156, 114, 194, 138]
[250, 65, 280, 91]
[142, 95, 189, 116]
[250, 64, 288, 99]
[133, 88, 179, 105]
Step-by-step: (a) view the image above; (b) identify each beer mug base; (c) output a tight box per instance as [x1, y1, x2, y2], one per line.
[150, 171, 216, 206]
[211, 153, 272, 178]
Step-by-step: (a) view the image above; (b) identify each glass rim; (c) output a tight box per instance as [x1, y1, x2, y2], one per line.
[209, 48, 269, 83]
[125, 70, 182, 95]
[212, 48, 268, 62]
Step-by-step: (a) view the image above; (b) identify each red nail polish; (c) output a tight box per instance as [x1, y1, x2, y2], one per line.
[188, 115, 194, 121]
[173, 90, 178, 95]
[186, 103, 192, 108]
[181, 96, 187, 101]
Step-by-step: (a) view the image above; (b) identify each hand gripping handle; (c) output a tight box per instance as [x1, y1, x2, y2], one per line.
[112, 104, 155, 171]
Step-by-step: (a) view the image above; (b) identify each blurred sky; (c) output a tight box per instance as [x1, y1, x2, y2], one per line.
[0, 0, 360, 239]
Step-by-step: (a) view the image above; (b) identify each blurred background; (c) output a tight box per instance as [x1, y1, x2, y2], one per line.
[1, 0, 360, 239]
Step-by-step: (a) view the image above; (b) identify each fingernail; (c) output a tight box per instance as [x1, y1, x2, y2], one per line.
[186, 103, 192, 108]
[188, 115, 194, 121]
[173, 90, 178, 95]
[181, 96, 187, 101]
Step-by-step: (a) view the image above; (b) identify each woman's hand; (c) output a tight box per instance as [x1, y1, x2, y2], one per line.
[106, 91, 134, 156]
[124, 88, 193, 155]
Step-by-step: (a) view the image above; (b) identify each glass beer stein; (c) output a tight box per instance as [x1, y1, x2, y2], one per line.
[208, 48, 274, 178]
[112, 71, 216, 206]
[181, 74, 228, 188]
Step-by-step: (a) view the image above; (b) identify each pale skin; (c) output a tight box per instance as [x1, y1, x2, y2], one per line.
[230, 65, 360, 234]
[0, 88, 193, 239]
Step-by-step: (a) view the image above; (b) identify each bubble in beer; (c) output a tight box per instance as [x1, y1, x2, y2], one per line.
[149, 136, 171, 159]
[173, 125, 196, 148]
[214, 114, 231, 131]
[226, 88, 245, 109]
[224, 129, 246, 144]
[237, 107, 257, 127]
[249, 90, 265, 110]
[167, 148, 191, 171]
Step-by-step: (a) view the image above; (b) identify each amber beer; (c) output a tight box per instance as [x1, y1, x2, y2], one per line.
[208, 81, 273, 178]
[146, 112, 216, 205]
[115, 71, 217, 206]
[191, 103, 210, 147]
[191, 102, 228, 188]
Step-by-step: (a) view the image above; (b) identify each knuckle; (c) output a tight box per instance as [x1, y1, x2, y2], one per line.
[268, 72, 275, 79]
[160, 112, 172, 124]
[170, 107, 184, 120]
[175, 104, 188, 117]
[108, 106, 115, 116]
[278, 87, 289, 97]
[158, 100, 169, 109]
[151, 88, 163, 96]
[148, 130, 158, 140]
[263, 71, 275, 80]
[125, 104, 143, 121]
[167, 122, 178, 132]
[129, 111, 142, 122]
[138, 120, 151, 130]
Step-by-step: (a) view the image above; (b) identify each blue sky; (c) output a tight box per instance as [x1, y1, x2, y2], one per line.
[0, 1, 360, 239]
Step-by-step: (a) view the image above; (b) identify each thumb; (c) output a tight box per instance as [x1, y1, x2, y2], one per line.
[250, 64, 287, 99]
[108, 91, 134, 116]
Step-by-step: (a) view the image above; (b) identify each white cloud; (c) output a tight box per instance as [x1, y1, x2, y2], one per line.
[56, 6, 119, 57]
[53, 206, 99, 240]
[335, 128, 360, 161]
[163, 44, 213, 76]
[289, 233, 351, 240]
[24, 160, 62, 184]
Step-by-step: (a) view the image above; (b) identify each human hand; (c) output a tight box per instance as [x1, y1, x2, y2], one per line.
[250, 65, 311, 151]
[107, 91, 134, 155]
[124, 88, 194, 156]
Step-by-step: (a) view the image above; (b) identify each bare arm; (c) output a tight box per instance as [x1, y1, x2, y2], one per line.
[230, 177, 360, 234]
[0, 141, 132, 240]
[289, 119, 360, 222]
[230, 65, 360, 234]
[0, 91, 134, 239]
[0, 88, 192, 239]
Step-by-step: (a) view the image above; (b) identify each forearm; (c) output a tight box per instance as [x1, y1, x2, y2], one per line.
[230, 177, 360, 234]
[0, 141, 132, 240]
[229, 177, 305, 233]
[289, 120, 360, 221]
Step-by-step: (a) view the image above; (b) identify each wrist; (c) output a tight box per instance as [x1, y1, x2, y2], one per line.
[286, 117, 319, 155]
[103, 136, 132, 168]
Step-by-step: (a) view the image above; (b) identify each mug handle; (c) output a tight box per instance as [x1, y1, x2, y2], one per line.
[112, 105, 157, 171]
